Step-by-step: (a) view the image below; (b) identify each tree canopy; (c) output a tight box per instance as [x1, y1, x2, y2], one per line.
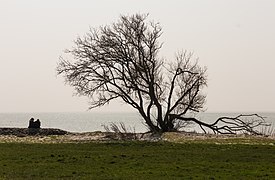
[57, 13, 269, 134]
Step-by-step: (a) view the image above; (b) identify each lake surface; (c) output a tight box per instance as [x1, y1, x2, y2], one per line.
[0, 112, 274, 133]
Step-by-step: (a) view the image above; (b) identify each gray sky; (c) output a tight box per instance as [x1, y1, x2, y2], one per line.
[0, 0, 274, 113]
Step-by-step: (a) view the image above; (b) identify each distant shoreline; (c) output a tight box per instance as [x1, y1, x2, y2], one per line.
[0, 127, 274, 144]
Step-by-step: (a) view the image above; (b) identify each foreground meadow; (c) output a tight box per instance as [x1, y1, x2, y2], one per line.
[0, 141, 275, 179]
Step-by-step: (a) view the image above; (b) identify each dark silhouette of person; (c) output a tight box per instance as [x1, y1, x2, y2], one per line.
[28, 118, 35, 128]
[36, 119, 41, 128]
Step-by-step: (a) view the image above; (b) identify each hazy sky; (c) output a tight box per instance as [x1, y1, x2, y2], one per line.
[0, 0, 274, 113]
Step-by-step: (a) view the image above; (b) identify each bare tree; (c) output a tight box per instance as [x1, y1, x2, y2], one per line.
[57, 13, 269, 134]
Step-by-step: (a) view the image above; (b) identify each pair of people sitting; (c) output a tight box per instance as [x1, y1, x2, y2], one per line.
[28, 118, 41, 128]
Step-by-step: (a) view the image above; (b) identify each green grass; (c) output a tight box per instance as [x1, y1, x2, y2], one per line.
[0, 142, 275, 179]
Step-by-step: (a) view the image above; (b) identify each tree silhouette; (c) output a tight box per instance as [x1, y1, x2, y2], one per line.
[57, 14, 269, 134]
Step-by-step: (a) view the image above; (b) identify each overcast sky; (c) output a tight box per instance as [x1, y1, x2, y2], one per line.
[0, 0, 274, 113]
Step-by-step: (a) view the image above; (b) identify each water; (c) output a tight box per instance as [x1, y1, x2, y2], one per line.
[0, 112, 145, 133]
[0, 112, 274, 133]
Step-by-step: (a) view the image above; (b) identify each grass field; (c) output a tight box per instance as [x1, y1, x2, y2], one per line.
[0, 142, 275, 179]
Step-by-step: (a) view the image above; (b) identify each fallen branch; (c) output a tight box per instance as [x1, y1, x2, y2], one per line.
[171, 114, 270, 135]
